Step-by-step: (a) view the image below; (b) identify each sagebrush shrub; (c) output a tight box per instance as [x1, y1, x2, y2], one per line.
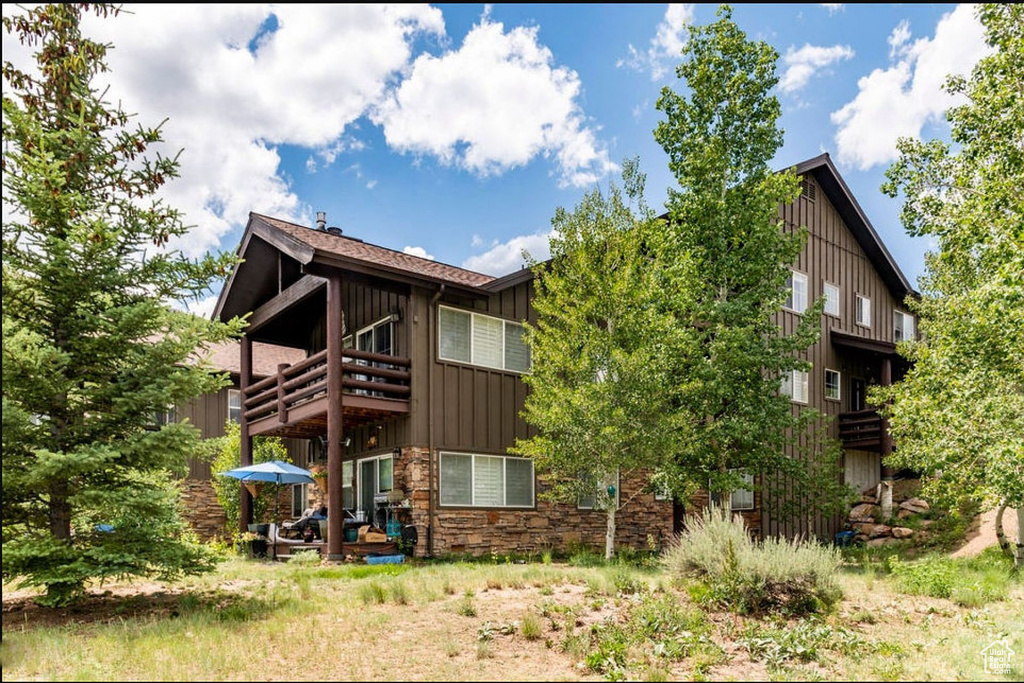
[663, 507, 842, 616]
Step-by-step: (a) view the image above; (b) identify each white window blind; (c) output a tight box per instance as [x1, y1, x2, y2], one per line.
[504, 321, 531, 373]
[342, 461, 354, 510]
[472, 314, 504, 369]
[228, 389, 242, 423]
[894, 310, 914, 342]
[782, 369, 809, 404]
[856, 295, 871, 327]
[439, 307, 471, 363]
[730, 473, 754, 511]
[439, 452, 534, 508]
[785, 271, 808, 313]
[823, 283, 840, 317]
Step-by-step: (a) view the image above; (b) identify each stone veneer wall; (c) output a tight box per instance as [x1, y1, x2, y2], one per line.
[179, 479, 227, 541]
[394, 447, 674, 558]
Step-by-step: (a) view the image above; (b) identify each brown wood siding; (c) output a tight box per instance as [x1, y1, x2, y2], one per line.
[183, 382, 307, 480]
[761, 175, 911, 539]
[431, 279, 538, 454]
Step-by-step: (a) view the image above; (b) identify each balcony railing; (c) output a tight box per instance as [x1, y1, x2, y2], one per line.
[838, 408, 882, 450]
[241, 348, 411, 424]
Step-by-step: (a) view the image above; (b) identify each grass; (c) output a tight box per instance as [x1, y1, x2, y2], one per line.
[1, 551, 1021, 681]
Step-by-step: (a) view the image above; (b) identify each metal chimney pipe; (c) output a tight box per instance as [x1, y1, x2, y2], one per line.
[315, 211, 326, 231]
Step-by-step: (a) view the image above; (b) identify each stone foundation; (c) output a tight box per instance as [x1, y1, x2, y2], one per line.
[394, 447, 673, 558]
[179, 479, 227, 541]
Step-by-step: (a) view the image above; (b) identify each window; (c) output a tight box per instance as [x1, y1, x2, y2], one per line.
[856, 295, 871, 327]
[342, 460, 354, 510]
[781, 369, 809, 404]
[825, 369, 841, 401]
[228, 389, 241, 423]
[784, 271, 808, 313]
[152, 406, 176, 428]
[894, 310, 915, 342]
[291, 484, 308, 518]
[438, 305, 531, 372]
[353, 318, 394, 396]
[823, 282, 840, 317]
[730, 472, 755, 511]
[439, 452, 534, 508]
[357, 454, 393, 514]
[579, 470, 620, 510]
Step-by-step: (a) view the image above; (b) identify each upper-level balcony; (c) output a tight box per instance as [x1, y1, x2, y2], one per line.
[838, 408, 883, 451]
[242, 347, 410, 438]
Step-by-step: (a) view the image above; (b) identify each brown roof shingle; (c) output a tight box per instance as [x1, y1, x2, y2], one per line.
[200, 340, 305, 378]
[255, 213, 495, 289]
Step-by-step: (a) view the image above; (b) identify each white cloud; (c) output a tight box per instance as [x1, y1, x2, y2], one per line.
[183, 294, 219, 319]
[888, 20, 912, 59]
[618, 4, 695, 80]
[374, 15, 616, 188]
[831, 4, 989, 170]
[402, 245, 434, 260]
[820, 4, 845, 15]
[7, 4, 446, 258]
[462, 231, 552, 276]
[366, 180, 378, 190]
[779, 44, 855, 93]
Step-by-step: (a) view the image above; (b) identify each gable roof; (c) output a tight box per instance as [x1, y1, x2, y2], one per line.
[794, 153, 916, 300]
[255, 213, 495, 289]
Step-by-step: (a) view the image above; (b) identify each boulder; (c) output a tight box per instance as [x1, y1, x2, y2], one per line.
[900, 498, 930, 514]
[867, 537, 897, 547]
[858, 523, 893, 538]
[849, 503, 879, 523]
[897, 508, 914, 520]
[860, 494, 878, 505]
[891, 527, 914, 539]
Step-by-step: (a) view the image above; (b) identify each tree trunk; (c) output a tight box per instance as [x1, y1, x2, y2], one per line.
[605, 505, 616, 560]
[995, 502, 1010, 556]
[879, 480, 893, 520]
[48, 480, 72, 540]
[1016, 507, 1024, 569]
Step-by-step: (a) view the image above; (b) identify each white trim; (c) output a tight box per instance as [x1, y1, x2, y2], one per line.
[784, 270, 808, 314]
[855, 294, 872, 328]
[355, 452, 393, 514]
[227, 388, 242, 424]
[437, 305, 530, 373]
[824, 368, 841, 402]
[823, 282, 840, 318]
[730, 472, 755, 511]
[782, 369, 809, 404]
[893, 309, 915, 342]
[438, 451, 535, 508]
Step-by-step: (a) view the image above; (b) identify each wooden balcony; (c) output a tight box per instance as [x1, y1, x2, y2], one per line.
[242, 348, 410, 438]
[838, 408, 883, 451]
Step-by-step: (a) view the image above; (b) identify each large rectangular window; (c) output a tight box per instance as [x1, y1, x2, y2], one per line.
[291, 484, 308, 518]
[438, 306, 531, 372]
[781, 369, 809, 404]
[823, 282, 840, 317]
[894, 310, 915, 342]
[357, 454, 393, 514]
[439, 452, 535, 508]
[856, 295, 872, 327]
[784, 271, 808, 313]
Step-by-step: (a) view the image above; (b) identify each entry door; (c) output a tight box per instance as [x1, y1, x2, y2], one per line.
[851, 378, 866, 411]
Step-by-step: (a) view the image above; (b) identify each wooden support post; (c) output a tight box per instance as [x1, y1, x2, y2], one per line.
[276, 363, 289, 423]
[326, 275, 345, 560]
[239, 334, 254, 535]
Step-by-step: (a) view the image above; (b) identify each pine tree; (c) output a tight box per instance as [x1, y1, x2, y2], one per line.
[2, 4, 244, 605]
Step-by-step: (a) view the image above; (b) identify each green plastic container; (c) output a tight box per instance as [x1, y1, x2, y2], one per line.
[344, 526, 358, 542]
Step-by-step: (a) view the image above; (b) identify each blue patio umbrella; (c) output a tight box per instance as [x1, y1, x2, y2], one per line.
[219, 460, 315, 559]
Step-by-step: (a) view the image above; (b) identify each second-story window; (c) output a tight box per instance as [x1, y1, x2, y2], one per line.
[825, 369, 841, 401]
[784, 271, 808, 313]
[894, 310, 915, 342]
[228, 389, 241, 423]
[781, 369, 809, 404]
[439, 305, 531, 373]
[823, 282, 840, 317]
[856, 295, 872, 327]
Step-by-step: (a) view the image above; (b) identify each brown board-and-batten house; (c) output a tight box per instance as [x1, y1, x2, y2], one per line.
[209, 152, 917, 557]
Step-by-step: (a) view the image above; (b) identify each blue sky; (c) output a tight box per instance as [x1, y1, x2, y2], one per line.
[2, 4, 989, 313]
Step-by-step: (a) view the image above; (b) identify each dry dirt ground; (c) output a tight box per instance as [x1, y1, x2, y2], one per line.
[952, 506, 1019, 558]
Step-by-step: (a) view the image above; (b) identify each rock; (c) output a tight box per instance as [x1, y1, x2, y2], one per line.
[900, 498, 930, 514]
[859, 523, 893, 539]
[867, 538, 897, 547]
[853, 533, 869, 544]
[860, 495, 878, 505]
[892, 527, 914, 539]
[919, 519, 934, 528]
[849, 503, 879, 523]
[897, 508, 914, 520]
